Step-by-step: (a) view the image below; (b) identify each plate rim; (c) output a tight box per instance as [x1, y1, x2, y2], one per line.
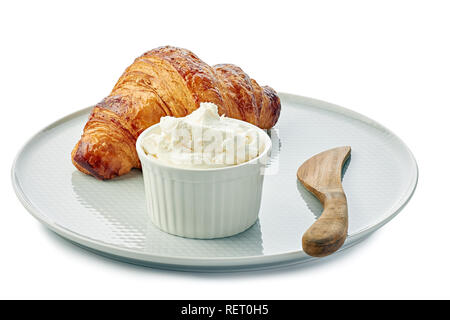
[11, 92, 419, 269]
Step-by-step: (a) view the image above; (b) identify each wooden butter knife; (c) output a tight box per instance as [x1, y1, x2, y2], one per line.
[297, 146, 351, 257]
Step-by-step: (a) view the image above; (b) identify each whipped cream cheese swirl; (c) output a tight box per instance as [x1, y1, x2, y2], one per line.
[141, 102, 266, 168]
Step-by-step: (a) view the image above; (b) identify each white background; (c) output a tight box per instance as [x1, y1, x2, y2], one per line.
[1, 0, 449, 299]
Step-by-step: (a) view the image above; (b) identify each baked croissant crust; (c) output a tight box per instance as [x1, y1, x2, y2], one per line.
[72, 46, 281, 179]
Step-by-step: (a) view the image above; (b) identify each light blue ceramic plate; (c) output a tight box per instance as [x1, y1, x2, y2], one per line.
[12, 93, 418, 271]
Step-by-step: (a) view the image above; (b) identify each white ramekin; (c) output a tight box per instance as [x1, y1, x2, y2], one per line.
[136, 119, 272, 239]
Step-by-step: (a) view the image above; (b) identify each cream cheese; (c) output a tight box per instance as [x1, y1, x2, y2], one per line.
[141, 102, 265, 168]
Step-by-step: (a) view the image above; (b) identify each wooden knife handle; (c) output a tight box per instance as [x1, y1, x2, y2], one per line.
[302, 190, 348, 257]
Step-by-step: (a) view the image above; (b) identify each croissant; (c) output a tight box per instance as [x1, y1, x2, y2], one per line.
[72, 46, 281, 179]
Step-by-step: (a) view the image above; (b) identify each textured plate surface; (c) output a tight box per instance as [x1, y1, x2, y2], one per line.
[12, 93, 418, 271]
